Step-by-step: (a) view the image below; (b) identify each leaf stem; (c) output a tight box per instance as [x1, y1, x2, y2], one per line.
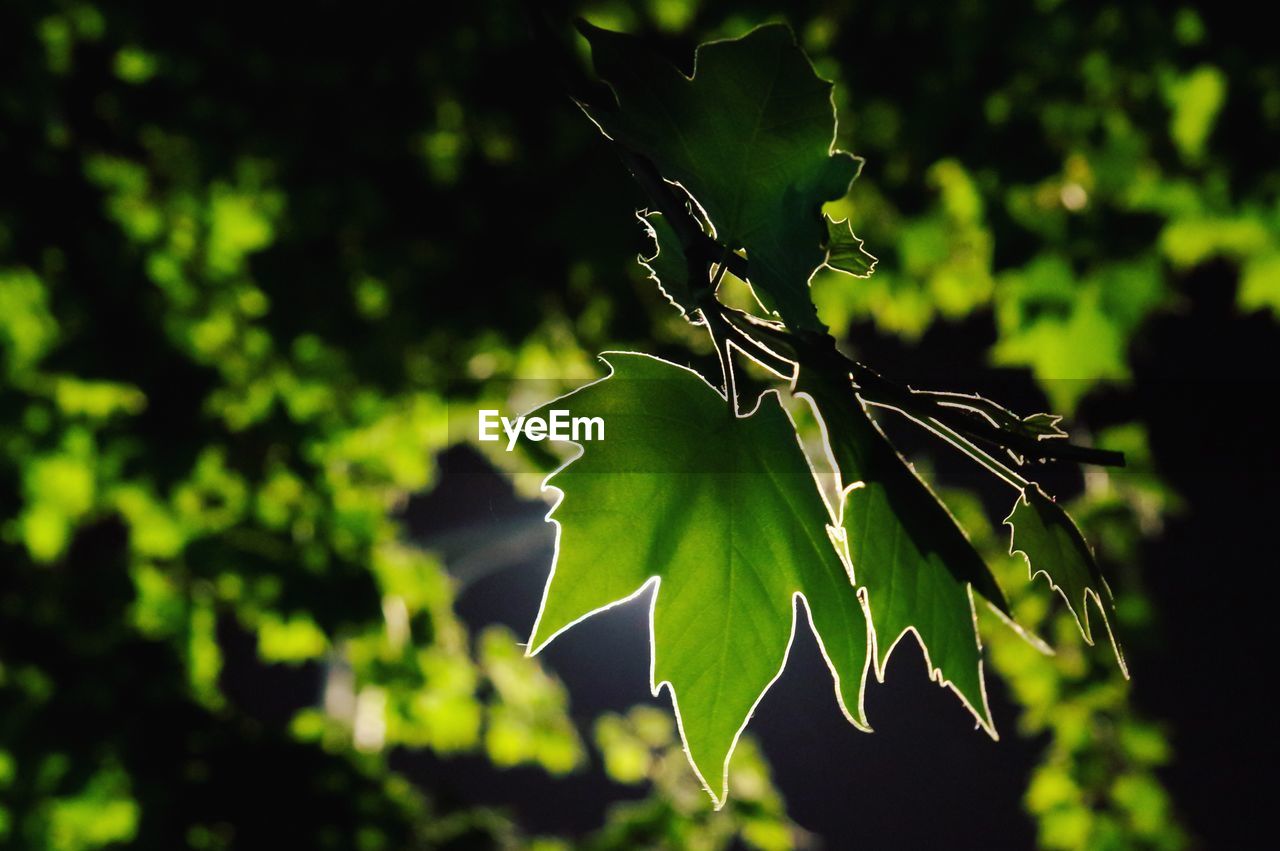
[913, 416, 1030, 491]
[718, 309, 1123, 469]
[699, 247, 738, 411]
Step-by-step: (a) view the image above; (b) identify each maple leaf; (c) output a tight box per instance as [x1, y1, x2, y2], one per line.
[527, 353, 870, 806]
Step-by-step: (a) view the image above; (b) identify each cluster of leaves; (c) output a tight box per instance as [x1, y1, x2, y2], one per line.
[524, 21, 1131, 810]
[507, 1, 1280, 844]
[774, 5, 1270, 845]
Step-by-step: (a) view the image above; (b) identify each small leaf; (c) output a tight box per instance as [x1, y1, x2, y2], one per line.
[528, 353, 871, 806]
[580, 23, 860, 333]
[1005, 484, 1128, 675]
[825, 217, 878, 278]
[1021, 412, 1069, 440]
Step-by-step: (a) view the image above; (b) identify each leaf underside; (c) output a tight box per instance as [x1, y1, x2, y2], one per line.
[528, 353, 871, 806]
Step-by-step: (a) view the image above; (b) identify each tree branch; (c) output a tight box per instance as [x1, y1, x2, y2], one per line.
[719, 308, 1126, 469]
[595, 94, 1125, 469]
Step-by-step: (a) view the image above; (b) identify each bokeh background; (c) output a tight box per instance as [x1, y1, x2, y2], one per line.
[2, 0, 1277, 848]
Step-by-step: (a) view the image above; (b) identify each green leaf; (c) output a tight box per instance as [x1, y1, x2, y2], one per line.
[1165, 64, 1226, 163]
[800, 371, 1006, 735]
[580, 23, 860, 333]
[1005, 484, 1128, 675]
[1022, 412, 1068, 440]
[527, 353, 870, 806]
[825, 217, 877, 278]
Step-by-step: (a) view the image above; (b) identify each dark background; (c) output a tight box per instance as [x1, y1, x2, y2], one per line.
[2, 0, 1276, 847]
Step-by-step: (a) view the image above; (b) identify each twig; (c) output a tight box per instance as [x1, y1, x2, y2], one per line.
[697, 247, 739, 410]
[719, 309, 1125, 469]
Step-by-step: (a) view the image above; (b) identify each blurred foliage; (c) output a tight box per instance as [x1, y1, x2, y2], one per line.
[582, 708, 798, 850]
[527, 709, 801, 850]
[0, 0, 1274, 847]
[802, 2, 1280, 410]
[954, 428, 1187, 851]
[0, 0, 791, 846]
[1, 0, 599, 845]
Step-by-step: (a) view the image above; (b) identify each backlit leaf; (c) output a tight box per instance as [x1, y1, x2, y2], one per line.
[800, 371, 1007, 734]
[825, 217, 878, 278]
[527, 353, 870, 806]
[637, 211, 693, 315]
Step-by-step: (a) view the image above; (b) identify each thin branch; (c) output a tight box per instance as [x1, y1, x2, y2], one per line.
[720, 314, 798, 377]
[718, 308, 1125, 469]
[912, 415, 1030, 491]
[850, 360, 1125, 468]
